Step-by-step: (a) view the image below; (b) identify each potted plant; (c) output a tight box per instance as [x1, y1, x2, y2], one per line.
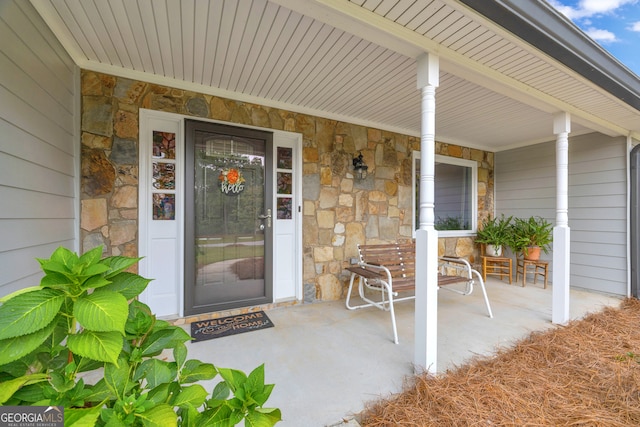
[509, 216, 553, 260]
[475, 215, 513, 256]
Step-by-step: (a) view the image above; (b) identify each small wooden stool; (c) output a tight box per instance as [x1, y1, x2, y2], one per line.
[516, 258, 549, 288]
[481, 256, 512, 284]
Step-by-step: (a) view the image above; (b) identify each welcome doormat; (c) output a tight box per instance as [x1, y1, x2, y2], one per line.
[190, 311, 274, 342]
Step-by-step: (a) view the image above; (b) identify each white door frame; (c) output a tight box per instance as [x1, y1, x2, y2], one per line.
[138, 109, 302, 318]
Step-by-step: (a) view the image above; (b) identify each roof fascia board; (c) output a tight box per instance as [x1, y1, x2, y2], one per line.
[275, 0, 629, 136]
[459, 0, 640, 111]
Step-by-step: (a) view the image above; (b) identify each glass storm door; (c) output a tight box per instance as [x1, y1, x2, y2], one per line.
[185, 120, 273, 315]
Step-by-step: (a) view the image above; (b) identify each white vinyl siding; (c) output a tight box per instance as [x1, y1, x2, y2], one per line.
[0, 1, 79, 296]
[496, 133, 627, 296]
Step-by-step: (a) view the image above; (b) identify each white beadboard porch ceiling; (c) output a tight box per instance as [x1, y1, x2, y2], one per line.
[31, 0, 640, 151]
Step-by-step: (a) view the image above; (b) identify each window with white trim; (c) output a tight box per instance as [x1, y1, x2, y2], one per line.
[412, 152, 477, 237]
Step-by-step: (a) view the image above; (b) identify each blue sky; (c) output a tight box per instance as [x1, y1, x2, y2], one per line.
[547, 0, 640, 76]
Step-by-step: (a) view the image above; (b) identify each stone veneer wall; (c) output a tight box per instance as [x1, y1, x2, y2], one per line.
[80, 70, 494, 302]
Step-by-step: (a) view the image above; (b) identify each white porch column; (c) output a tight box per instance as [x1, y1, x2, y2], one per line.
[415, 52, 439, 374]
[552, 112, 571, 324]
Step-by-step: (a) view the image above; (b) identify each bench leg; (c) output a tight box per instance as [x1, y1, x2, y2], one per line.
[388, 290, 399, 344]
[345, 272, 385, 310]
[471, 269, 493, 318]
[345, 272, 400, 344]
[346, 273, 377, 310]
[345, 272, 359, 310]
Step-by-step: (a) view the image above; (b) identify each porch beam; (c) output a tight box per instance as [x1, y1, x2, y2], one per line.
[552, 112, 571, 324]
[415, 52, 439, 374]
[270, 0, 631, 138]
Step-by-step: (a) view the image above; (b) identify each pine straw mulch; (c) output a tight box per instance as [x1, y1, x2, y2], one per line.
[360, 298, 640, 426]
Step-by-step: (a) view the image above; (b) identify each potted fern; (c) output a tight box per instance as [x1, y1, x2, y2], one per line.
[510, 216, 553, 260]
[475, 215, 513, 257]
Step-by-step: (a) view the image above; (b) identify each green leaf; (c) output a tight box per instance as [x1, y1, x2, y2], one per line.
[180, 359, 217, 383]
[39, 272, 73, 289]
[174, 343, 187, 370]
[100, 408, 126, 427]
[97, 272, 152, 300]
[0, 319, 57, 365]
[209, 382, 231, 405]
[196, 405, 234, 427]
[38, 247, 78, 278]
[252, 384, 275, 408]
[141, 327, 191, 357]
[38, 260, 71, 277]
[245, 365, 274, 406]
[153, 319, 172, 331]
[74, 291, 128, 334]
[45, 315, 71, 349]
[81, 274, 112, 290]
[10, 382, 47, 403]
[136, 359, 177, 388]
[172, 384, 208, 409]
[48, 246, 78, 266]
[125, 300, 155, 337]
[75, 355, 104, 374]
[217, 368, 247, 393]
[64, 405, 102, 427]
[67, 330, 123, 364]
[104, 358, 132, 399]
[0, 288, 64, 340]
[245, 408, 282, 427]
[136, 403, 177, 427]
[0, 286, 40, 303]
[57, 378, 93, 407]
[246, 364, 265, 390]
[146, 383, 171, 405]
[0, 352, 39, 377]
[78, 245, 103, 267]
[179, 405, 200, 427]
[81, 262, 111, 278]
[83, 378, 116, 403]
[228, 408, 245, 426]
[102, 255, 143, 278]
[0, 373, 48, 404]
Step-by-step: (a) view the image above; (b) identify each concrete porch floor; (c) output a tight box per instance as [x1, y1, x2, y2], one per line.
[183, 278, 623, 426]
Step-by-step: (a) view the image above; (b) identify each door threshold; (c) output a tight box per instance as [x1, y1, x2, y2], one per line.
[168, 299, 302, 326]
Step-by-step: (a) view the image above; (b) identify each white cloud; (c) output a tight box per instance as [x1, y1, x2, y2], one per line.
[585, 27, 618, 42]
[548, 0, 638, 19]
[631, 21, 640, 31]
[547, 0, 581, 19]
[581, 0, 636, 15]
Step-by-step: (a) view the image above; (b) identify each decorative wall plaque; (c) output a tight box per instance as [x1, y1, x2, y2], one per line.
[277, 147, 292, 169]
[277, 197, 292, 219]
[153, 162, 175, 189]
[153, 193, 175, 220]
[152, 131, 176, 159]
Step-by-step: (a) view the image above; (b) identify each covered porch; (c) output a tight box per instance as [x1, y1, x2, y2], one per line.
[3, 2, 640, 423]
[182, 278, 622, 426]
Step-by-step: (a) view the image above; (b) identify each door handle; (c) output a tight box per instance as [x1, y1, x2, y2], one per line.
[258, 209, 272, 227]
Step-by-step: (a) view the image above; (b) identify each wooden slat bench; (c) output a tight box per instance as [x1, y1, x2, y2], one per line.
[345, 242, 493, 344]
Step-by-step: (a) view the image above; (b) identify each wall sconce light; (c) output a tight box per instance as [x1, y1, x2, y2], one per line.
[352, 152, 368, 180]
